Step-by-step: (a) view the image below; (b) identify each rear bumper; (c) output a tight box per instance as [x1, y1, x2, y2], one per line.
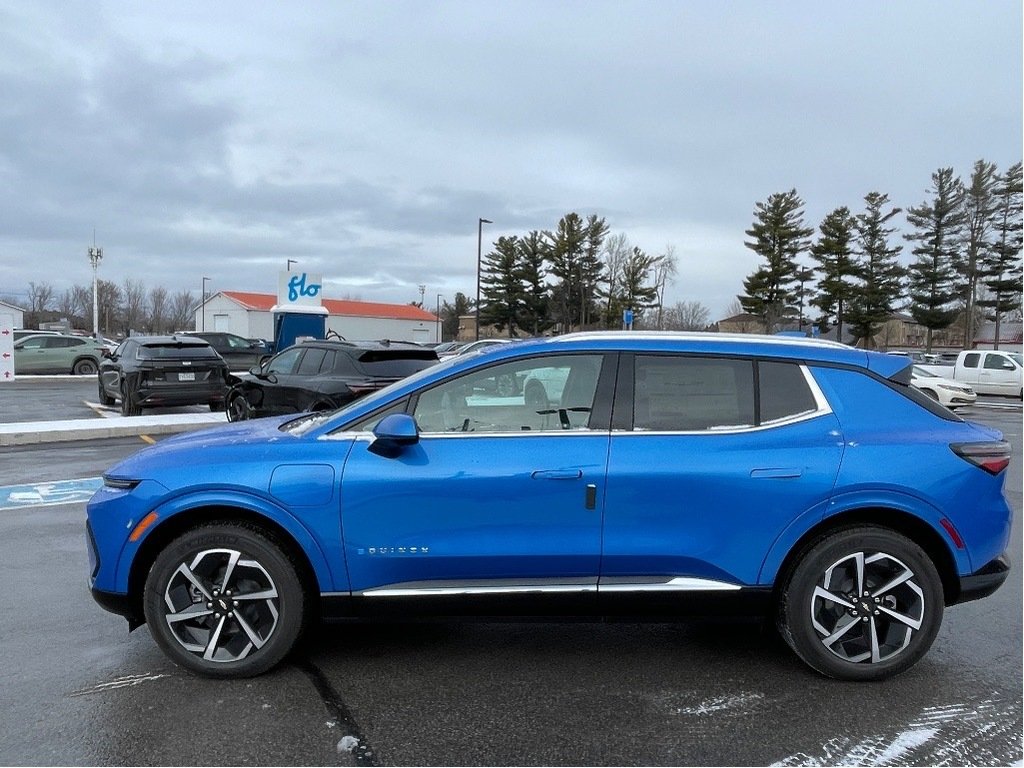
[135, 381, 227, 406]
[953, 554, 1010, 605]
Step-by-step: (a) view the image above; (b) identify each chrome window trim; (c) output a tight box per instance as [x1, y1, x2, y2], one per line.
[623, 363, 832, 435]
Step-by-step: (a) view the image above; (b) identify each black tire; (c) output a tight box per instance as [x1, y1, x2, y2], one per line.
[208, 400, 224, 412]
[777, 526, 943, 681]
[226, 392, 251, 422]
[73, 357, 98, 375]
[524, 380, 550, 409]
[120, 384, 142, 416]
[308, 399, 336, 412]
[143, 522, 308, 678]
[98, 380, 116, 406]
[496, 374, 519, 398]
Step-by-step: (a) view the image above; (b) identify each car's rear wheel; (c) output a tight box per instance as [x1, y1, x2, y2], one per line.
[308, 399, 337, 412]
[208, 399, 224, 412]
[98, 380, 116, 406]
[120, 384, 142, 416]
[777, 526, 943, 681]
[73, 358, 98, 375]
[143, 523, 307, 678]
[524, 380, 549, 409]
[226, 392, 251, 422]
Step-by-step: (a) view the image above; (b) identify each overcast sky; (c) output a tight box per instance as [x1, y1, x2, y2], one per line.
[0, 1, 1020, 321]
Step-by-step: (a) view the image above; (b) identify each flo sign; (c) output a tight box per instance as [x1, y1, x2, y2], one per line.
[277, 271, 323, 309]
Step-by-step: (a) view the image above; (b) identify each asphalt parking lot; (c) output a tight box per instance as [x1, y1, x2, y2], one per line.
[0, 377, 1020, 765]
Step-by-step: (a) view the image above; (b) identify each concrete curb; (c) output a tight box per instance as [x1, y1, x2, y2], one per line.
[0, 413, 227, 447]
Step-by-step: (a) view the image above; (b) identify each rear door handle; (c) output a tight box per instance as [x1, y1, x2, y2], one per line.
[750, 468, 802, 479]
[531, 469, 584, 480]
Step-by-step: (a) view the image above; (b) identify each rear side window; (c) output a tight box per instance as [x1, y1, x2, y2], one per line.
[354, 350, 438, 378]
[963, 353, 980, 368]
[137, 344, 219, 359]
[759, 361, 817, 423]
[296, 348, 327, 375]
[634, 356, 755, 431]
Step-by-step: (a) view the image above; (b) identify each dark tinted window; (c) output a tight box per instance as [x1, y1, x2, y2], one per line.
[319, 350, 337, 374]
[633, 356, 755, 431]
[296, 348, 327, 375]
[266, 347, 303, 374]
[353, 350, 438, 378]
[759, 361, 817, 422]
[331, 352, 359, 375]
[984, 353, 1011, 370]
[963, 353, 980, 368]
[137, 343, 219, 359]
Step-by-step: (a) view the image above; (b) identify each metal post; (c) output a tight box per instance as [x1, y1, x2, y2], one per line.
[88, 245, 103, 340]
[475, 218, 492, 341]
[436, 293, 443, 342]
[201, 277, 210, 331]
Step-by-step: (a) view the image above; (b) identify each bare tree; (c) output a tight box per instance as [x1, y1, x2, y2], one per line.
[148, 286, 169, 333]
[600, 232, 631, 327]
[121, 279, 147, 336]
[27, 282, 55, 313]
[168, 290, 196, 332]
[651, 245, 678, 329]
[645, 300, 711, 331]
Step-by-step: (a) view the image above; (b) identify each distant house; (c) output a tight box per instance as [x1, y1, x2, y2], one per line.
[973, 321, 1023, 352]
[0, 299, 25, 329]
[714, 313, 766, 334]
[194, 291, 440, 344]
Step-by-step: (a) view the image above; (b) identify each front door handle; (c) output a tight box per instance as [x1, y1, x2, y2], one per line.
[531, 469, 584, 480]
[750, 468, 802, 479]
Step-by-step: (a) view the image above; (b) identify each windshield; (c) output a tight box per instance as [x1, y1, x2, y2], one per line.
[1010, 353, 1022, 366]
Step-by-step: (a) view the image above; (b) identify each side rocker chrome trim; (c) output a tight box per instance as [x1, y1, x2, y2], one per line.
[351, 576, 741, 598]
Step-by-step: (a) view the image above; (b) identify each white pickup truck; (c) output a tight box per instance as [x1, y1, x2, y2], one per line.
[917, 349, 1023, 398]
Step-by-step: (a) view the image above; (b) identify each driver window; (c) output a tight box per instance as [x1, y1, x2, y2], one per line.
[413, 354, 603, 434]
[266, 347, 303, 375]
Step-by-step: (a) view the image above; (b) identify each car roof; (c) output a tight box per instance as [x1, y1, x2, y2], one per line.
[126, 335, 212, 346]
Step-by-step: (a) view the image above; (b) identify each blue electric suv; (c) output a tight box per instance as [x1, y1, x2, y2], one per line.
[86, 333, 1012, 680]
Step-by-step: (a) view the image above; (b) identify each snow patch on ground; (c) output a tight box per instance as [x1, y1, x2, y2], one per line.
[672, 691, 767, 716]
[337, 735, 360, 754]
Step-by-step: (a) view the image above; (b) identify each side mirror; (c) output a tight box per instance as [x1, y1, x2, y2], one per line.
[248, 365, 263, 376]
[369, 413, 419, 456]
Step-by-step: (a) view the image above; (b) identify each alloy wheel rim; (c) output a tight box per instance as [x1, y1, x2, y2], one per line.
[809, 551, 925, 664]
[163, 547, 280, 663]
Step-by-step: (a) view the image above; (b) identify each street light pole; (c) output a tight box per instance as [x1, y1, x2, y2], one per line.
[475, 218, 492, 341]
[88, 244, 103, 340]
[436, 293, 443, 343]
[287, 259, 297, 271]
[201, 277, 210, 331]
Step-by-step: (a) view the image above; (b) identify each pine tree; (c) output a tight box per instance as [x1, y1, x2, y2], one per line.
[517, 231, 553, 336]
[905, 168, 966, 352]
[809, 207, 857, 340]
[618, 246, 659, 320]
[958, 160, 999, 347]
[846, 192, 904, 348]
[480, 236, 525, 337]
[977, 161, 1023, 349]
[545, 213, 586, 332]
[441, 292, 473, 341]
[579, 215, 609, 329]
[738, 189, 813, 332]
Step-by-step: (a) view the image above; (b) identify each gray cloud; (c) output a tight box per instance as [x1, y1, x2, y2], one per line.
[0, 1, 1019, 318]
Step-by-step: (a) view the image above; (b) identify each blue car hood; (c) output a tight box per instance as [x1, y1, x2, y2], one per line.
[105, 415, 303, 480]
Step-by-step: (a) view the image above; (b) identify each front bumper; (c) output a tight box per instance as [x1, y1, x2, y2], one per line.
[953, 553, 1010, 605]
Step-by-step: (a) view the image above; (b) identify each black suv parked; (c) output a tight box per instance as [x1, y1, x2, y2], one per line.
[181, 332, 271, 370]
[226, 340, 438, 421]
[98, 336, 231, 416]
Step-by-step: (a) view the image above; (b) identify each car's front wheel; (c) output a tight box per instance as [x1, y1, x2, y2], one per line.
[143, 523, 308, 677]
[98, 380, 115, 406]
[777, 526, 943, 681]
[226, 392, 251, 422]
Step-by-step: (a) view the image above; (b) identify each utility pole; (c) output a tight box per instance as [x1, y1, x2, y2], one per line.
[88, 237, 103, 340]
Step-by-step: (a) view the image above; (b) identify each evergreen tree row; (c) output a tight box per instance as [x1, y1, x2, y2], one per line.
[739, 160, 1023, 350]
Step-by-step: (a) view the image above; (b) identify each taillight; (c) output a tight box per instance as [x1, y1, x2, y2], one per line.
[950, 441, 1011, 475]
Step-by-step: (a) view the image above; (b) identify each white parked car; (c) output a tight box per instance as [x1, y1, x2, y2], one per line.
[911, 366, 977, 409]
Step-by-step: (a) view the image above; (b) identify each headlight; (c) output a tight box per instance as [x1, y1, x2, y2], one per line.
[937, 384, 971, 393]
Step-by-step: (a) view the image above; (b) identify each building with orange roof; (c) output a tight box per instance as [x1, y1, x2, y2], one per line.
[193, 290, 440, 344]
